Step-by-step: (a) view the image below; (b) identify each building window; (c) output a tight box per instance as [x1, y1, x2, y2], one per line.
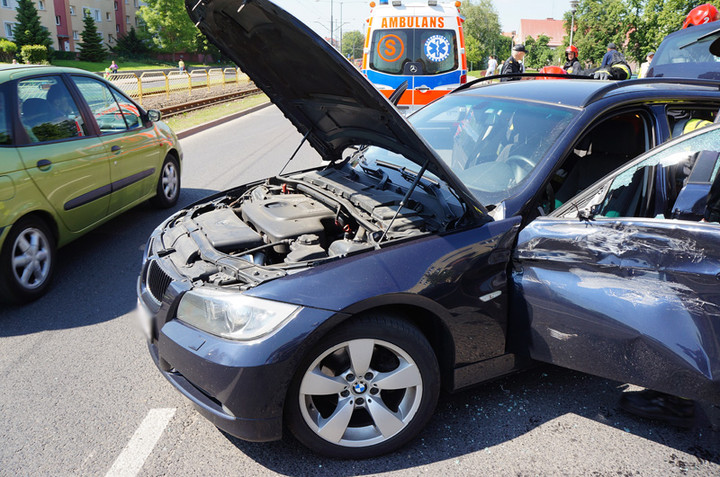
[1, 0, 9, 8]
[37, 0, 44, 10]
[83, 7, 101, 21]
[107, 34, 113, 43]
[72, 30, 78, 40]
[55, 15, 60, 25]
[69, 5, 75, 15]
[114, 1, 117, 10]
[4, 22, 15, 38]
[115, 23, 119, 33]
[126, 15, 129, 24]
[106, 12, 110, 21]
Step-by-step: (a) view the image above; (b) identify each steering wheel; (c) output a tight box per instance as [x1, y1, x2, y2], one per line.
[505, 154, 535, 184]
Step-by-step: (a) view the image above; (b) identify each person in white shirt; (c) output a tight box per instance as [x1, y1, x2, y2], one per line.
[485, 55, 498, 76]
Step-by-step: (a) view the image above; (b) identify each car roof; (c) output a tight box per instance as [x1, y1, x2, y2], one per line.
[0, 64, 98, 81]
[453, 77, 720, 108]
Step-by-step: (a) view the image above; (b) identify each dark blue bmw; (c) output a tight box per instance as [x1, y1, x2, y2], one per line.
[137, 0, 720, 458]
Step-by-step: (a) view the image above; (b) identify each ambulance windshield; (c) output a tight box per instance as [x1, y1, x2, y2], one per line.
[369, 28, 458, 75]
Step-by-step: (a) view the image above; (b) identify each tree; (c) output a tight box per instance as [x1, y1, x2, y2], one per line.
[567, 0, 630, 66]
[195, 30, 223, 64]
[0, 39, 18, 62]
[564, 0, 720, 67]
[12, 0, 52, 50]
[77, 11, 108, 62]
[524, 34, 555, 69]
[460, 0, 505, 68]
[342, 30, 365, 60]
[139, 0, 197, 62]
[112, 26, 150, 59]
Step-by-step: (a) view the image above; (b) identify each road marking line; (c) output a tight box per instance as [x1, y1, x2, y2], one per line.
[106, 408, 176, 477]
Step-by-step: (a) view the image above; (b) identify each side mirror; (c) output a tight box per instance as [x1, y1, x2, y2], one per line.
[147, 109, 162, 122]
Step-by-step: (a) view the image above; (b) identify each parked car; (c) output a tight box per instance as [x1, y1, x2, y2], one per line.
[646, 19, 720, 79]
[137, 0, 720, 459]
[0, 64, 182, 304]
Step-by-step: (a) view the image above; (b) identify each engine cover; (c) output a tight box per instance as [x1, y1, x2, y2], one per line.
[240, 194, 336, 249]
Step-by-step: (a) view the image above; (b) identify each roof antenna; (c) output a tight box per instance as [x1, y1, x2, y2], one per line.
[378, 159, 429, 243]
[278, 129, 311, 176]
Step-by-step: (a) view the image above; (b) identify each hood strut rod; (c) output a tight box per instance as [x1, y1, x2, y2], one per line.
[378, 159, 429, 243]
[279, 129, 312, 176]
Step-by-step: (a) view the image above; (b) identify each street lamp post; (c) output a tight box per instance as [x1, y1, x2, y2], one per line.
[330, 0, 334, 48]
[569, 0, 579, 46]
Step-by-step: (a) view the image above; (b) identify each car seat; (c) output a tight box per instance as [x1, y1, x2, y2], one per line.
[555, 120, 640, 203]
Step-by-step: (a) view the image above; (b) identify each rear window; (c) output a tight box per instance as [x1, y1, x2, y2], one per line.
[653, 27, 720, 66]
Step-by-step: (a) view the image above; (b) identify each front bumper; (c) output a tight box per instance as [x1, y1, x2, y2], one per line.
[137, 230, 345, 442]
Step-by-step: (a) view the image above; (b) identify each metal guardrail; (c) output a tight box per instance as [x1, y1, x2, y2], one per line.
[107, 68, 252, 106]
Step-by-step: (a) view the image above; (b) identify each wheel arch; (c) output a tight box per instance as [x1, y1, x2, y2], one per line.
[7, 209, 59, 246]
[311, 295, 457, 392]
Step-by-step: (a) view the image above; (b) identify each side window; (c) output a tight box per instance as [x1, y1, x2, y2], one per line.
[17, 76, 87, 144]
[667, 107, 716, 138]
[71, 75, 130, 133]
[552, 111, 651, 210]
[557, 127, 720, 221]
[0, 87, 12, 146]
[110, 89, 141, 129]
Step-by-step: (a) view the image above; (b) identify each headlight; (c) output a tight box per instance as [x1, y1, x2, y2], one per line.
[177, 288, 300, 340]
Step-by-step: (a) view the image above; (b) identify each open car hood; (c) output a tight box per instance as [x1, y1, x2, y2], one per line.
[186, 0, 486, 217]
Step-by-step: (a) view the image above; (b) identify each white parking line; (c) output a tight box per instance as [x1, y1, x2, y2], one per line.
[106, 408, 176, 477]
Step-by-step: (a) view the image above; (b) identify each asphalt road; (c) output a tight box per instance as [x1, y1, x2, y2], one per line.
[2, 106, 719, 476]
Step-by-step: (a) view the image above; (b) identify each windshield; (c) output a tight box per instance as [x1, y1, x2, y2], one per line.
[653, 28, 720, 66]
[369, 28, 458, 75]
[361, 94, 578, 206]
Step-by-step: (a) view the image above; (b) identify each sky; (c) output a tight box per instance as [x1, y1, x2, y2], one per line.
[273, 0, 568, 39]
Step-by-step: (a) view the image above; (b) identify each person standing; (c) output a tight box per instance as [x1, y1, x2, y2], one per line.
[109, 60, 118, 74]
[500, 44, 526, 81]
[485, 55, 498, 76]
[563, 45, 582, 74]
[178, 57, 185, 73]
[638, 51, 654, 78]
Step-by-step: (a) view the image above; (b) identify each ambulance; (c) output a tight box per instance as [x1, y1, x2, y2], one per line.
[362, 0, 467, 111]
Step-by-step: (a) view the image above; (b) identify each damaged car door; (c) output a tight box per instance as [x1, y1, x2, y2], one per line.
[513, 125, 720, 405]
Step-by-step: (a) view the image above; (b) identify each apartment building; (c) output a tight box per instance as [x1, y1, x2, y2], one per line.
[1, 0, 142, 52]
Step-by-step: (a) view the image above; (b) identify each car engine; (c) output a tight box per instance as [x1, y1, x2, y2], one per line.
[153, 163, 458, 287]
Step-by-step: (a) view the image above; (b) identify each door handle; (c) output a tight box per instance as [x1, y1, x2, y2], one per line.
[36, 159, 52, 170]
[111, 145, 121, 153]
[416, 86, 430, 93]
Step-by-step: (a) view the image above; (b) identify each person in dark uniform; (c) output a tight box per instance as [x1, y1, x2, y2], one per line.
[500, 44, 526, 81]
[563, 45, 582, 75]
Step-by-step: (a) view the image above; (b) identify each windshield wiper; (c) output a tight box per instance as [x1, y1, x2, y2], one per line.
[376, 160, 440, 187]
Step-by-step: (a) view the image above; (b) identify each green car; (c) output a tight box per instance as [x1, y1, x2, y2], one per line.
[0, 64, 182, 304]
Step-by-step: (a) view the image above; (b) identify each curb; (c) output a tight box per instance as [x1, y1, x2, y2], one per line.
[175, 101, 273, 139]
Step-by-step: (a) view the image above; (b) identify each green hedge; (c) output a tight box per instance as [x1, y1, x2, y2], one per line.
[20, 45, 49, 64]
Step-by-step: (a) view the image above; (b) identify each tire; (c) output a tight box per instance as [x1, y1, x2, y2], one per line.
[286, 315, 440, 459]
[150, 155, 180, 208]
[0, 216, 56, 304]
